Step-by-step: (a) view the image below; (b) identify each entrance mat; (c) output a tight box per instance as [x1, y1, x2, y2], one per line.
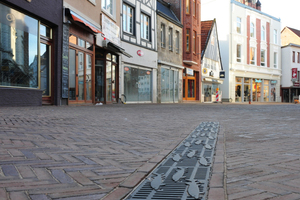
[125, 122, 220, 200]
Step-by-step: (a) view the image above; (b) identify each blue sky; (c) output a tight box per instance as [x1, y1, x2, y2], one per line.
[261, 0, 300, 31]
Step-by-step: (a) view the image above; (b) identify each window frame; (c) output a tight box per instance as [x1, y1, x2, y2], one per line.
[193, 30, 196, 54]
[175, 31, 180, 54]
[237, 44, 241, 63]
[193, 0, 196, 17]
[186, 0, 190, 14]
[261, 25, 266, 41]
[186, 29, 190, 53]
[141, 13, 150, 41]
[237, 17, 241, 34]
[169, 27, 173, 51]
[250, 22, 255, 38]
[122, 4, 134, 35]
[102, 0, 114, 18]
[161, 23, 166, 48]
[261, 49, 266, 66]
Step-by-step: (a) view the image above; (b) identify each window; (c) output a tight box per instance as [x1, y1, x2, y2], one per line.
[193, 0, 196, 17]
[175, 31, 179, 54]
[250, 47, 255, 65]
[298, 52, 300, 63]
[186, 29, 190, 52]
[102, 0, 113, 16]
[169, 27, 173, 51]
[193, 30, 196, 53]
[123, 4, 133, 34]
[250, 22, 255, 38]
[261, 50, 265, 66]
[161, 24, 165, 47]
[141, 13, 150, 40]
[261, 26, 266, 41]
[273, 29, 277, 44]
[186, 0, 190, 14]
[237, 17, 241, 33]
[293, 51, 295, 62]
[237, 44, 241, 62]
[274, 52, 277, 68]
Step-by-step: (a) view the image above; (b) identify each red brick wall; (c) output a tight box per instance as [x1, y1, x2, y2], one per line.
[256, 18, 261, 66]
[267, 22, 270, 67]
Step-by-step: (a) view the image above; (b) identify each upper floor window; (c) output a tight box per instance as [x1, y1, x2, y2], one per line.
[250, 22, 255, 38]
[261, 50, 266, 66]
[274, 52, 277, 68]
[193, 0, 196, 17]
[261, 26, 266, 41]
[186, 29, 190, 52]
[293, 51, 295, 62]
[161, 24, 166, 48]
[250, 47, 255, 65]
[102, 0, 113, 16]
[169, 27, 173, 51]
[298, 52, 300, 63]
[193, 30, 196, 53]
[123, 4, 134, 34]
[237, 44, 241, 62]
[175, 31, 179, 54]
[186, 0, 190, 14]
[273, 29, 277, 44]
[141, 13, 150, 40]
[237, 17, 241, 34]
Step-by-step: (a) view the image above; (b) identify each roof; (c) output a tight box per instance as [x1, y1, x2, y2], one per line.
[201, 20, 214, 55]
[157, 0, 182, 26]
[285, 27, 300, 38]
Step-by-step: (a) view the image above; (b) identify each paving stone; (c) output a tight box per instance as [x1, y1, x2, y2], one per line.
[102, 187, 132, 200]
[2, 165, 19, 177]
[119, 172, 147, 188]
[51, 169, 74, 184]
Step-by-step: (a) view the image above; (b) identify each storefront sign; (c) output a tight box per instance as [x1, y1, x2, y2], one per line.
[146, 71, 151, 75]
[271, 80, 277, 85]
[102, 14, 120, 46]
[124, 67, 129, 71]
[220, 71, 225, 78]
[186, 68, 194, 76]
[137, 50, 144, 57]
[294, 82, 300, 87]
[292, 68, 298, 80]
[255, 79, 262, 83]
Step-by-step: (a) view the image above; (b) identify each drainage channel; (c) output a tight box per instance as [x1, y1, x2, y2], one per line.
[125, 121, 220, 200]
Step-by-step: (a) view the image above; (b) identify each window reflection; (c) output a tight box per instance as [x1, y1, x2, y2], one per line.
[40, 44, 50, 96]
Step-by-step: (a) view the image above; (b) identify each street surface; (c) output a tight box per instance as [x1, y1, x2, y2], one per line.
[0, 103, 299, 200]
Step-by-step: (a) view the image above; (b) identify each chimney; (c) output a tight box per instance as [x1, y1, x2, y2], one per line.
[256, 0, 261, 11]
[247, 0, 252, 7]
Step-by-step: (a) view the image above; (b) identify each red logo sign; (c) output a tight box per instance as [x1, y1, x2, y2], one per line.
[137, 50, 144, 57]
[292, 68, 298, 79]
[124, 67, 129, 71]
[294, 82, 300, 87]
[146, 71, 151, 75]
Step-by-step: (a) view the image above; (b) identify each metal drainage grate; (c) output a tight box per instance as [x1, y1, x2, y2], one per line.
[125, 122, 220, 200]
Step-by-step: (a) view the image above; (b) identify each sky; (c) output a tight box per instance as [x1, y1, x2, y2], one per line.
[261, 0, 300, 31]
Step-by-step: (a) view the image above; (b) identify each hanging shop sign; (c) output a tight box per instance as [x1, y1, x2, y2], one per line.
[292, 68, 298, 81]
[137, 50, 144, 57]
[219, 71, 225, 78]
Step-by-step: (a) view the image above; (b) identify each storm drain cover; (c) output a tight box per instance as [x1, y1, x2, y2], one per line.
[125, 122, 220, 200]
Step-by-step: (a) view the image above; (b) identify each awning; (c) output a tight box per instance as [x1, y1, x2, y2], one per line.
[66, 8, 103, 34]
[104, 41, 132, 58]
[203, 77, 223, 84]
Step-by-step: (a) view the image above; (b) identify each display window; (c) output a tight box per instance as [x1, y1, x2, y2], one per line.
[161, 67, 179, 103]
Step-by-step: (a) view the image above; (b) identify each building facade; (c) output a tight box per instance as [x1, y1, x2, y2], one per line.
[120, 0, 157, 103]
[281, 27, 300, 102]
[201, 19, 224, 103]
[0, 0, 63, 106]
[157, 0, 183, 103]
[202, 0, 281, 103]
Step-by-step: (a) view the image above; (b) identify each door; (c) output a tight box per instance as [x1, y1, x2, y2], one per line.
[184, 77, 196, 100]
[204, 84, 212, 102]
[105, 62, 117, 103]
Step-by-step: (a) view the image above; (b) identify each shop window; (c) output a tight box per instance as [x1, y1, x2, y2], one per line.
[250, 22, 255, 38]
[237, 44, 241, 62]
[161, 24, 166, 48]
[169, 27, 173, 51]
[123, 4, 134, 34]
[261, 50, 265, 66]
[40, 24, 51, 38]
[237, 17, 241, 34]
[0, 3, 39, 88]
[264, 80, 269, 102]
[141, 13, 150, 40]
[175, 31, 180, 54]
[161, 67, 179, 103]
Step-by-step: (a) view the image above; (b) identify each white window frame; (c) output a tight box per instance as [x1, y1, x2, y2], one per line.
[261, 25, 266, 41]
[102, 0, 115, 18]
[237, 44, 241, 63]
[274, 52, 277, 68]
[250, 47, 255, 65]
[123, 4, 134, 34]
[273, 29, 277, 44]
[141, 13, 150, 40]
[250, 22, 255, 38]
[237, 17, 241, 34]
[261, 49, 266, 66]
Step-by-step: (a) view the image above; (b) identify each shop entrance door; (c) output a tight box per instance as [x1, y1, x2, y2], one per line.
[105, 62, 117, 103]
[203, 84, 212, 102]
[68, 49, 92, 103]
[183, 77, 196, 100]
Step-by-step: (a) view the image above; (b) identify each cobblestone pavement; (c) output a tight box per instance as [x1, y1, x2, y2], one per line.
[0, 103, 299, 200]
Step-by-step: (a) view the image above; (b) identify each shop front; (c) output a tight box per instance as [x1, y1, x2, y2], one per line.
[183, 68, 198, 101]
[202, 81, 222, 103]
[235, 77, 278, 102]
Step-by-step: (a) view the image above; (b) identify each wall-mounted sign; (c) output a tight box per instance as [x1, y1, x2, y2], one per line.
[102, 14, 120, 46]
[186, 68, 194, 76]
[137, 50, 144, 57]
[124, 67, 129, 71]
[271, 80, 277, 85]
[220, 71, 225, 78]
[292, 68, 298, 80]
[146, 71, 151, 75]
[202, 68, 208, 74]
[255, 79, 262, 83]
[294, 82, 300, 87]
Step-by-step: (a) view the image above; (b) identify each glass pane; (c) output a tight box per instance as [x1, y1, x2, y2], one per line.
[188, 79, 195, 98]
[161, 68, 169, 102]
[271, 87, 276, 102]
[235, 84, 241, 102]
[170, 70, 174, 102]
[244, 85, 250, 102]
[204, 84, 211, 102]
[236, 77, 242, 83]
[174, 71, 179, 101]
[95, 60, 105, 101]
[106, 53, 111, 60]
[124, 66, 139, 101]
[78, 38, 85, 48]
[86, 42, 93, 51]
[86, 54, 92, 100]
[69, 35, 77, 45]
[112, 55, 117, 63]
[244, 78, 250, 83]
[264, 85, 269, 102]
[40, 24, 51, 38]
[138, 68, 152, 101]
[112, 65, 116, 102]
[78, 52, 84, 100]
[40, 43, 50, 96]
[0, 3, 38, 88]
[69, 49, 76, 100]
[106, 62, 112, 102]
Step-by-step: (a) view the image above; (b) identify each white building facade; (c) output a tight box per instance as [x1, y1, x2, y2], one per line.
[202, 0, 281, 102]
